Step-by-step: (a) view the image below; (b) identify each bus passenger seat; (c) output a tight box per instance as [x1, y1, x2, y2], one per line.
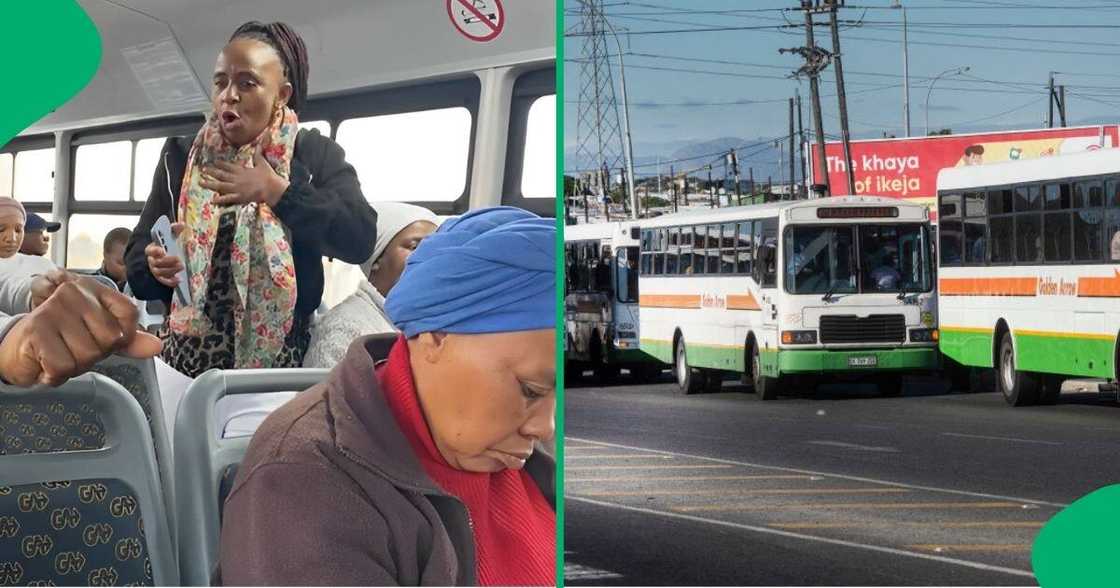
[89, 356, 176, 541]
[173, 368, 328, 586]
[0, 374, 178, 585]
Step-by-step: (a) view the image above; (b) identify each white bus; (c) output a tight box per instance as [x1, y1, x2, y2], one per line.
[565, 221, 660, 383]
[937, 148, 1120, 406]
[638, 196, 939, 398]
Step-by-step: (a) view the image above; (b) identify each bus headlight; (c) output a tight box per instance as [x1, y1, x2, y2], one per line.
[909, 328, 938, 342]
[781, 330, 817, 345]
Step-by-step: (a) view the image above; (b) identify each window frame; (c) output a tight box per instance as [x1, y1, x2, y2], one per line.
[501, 67, 556, 217]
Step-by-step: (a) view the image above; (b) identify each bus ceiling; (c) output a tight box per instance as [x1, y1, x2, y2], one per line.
[21, 0, 555, 135]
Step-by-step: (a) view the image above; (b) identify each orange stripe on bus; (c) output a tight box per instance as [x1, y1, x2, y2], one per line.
[726, 293, 762, 310]
[939, 277, 1037, 297]
[1078, 270, 1120, 298]
[639, 294, 701, 309]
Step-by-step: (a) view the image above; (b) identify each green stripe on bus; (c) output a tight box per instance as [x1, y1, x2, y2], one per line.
[940, 329, 1115, 378]
[1015, 332, 1114, 379]
[640, 339, 746, 372]
[939, 327, 995, 368]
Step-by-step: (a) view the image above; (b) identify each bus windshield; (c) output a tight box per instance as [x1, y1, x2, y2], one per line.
[785, 223, 931, 295]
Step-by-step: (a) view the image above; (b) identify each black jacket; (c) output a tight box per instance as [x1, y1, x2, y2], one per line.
[124, 128, 378, 317]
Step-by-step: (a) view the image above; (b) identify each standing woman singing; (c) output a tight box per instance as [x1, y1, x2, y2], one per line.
[125, 21, 377, 377]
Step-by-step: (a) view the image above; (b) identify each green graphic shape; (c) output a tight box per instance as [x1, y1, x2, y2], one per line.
[1033, 484, 1120, 587]
[0, 1, 101, 149]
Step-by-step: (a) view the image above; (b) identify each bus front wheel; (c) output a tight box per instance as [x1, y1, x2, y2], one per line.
[675, 339, 705, 395]
[751, 344, 780, 400]
[998, 332, 1039, 406]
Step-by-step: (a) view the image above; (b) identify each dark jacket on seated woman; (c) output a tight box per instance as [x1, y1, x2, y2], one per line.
[217, 334, 555, 585]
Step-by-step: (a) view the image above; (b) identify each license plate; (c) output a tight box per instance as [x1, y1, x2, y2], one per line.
[848, 356, 877, 367]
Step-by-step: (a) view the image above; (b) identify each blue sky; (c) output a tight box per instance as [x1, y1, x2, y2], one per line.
[563, 0, 1120, 175]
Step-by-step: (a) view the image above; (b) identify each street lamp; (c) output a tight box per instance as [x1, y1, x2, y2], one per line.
[925, 66, 970, 136]
[891, 0, 910, 136]
[579, 0, 638, 219]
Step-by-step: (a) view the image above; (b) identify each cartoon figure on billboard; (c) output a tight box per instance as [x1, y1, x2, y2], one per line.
[963, 144, 984, 166]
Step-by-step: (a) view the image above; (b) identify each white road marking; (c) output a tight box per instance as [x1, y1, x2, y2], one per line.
[569, 495, 1035, 579]
[567, 436, 1069, 508]
[807, 440, 901, 453]
[941, 432, 1062, 446]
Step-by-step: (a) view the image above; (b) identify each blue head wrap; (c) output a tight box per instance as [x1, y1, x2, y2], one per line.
[385, 206, 556, 337]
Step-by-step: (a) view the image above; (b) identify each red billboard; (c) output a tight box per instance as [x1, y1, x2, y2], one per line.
[809, 125, 1120, 207]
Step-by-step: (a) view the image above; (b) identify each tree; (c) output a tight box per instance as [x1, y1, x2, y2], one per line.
[564, 175, 577, 197]
[928, 128, 953, 136]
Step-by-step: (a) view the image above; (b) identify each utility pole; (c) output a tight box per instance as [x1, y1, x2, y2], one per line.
[1048, 73, 1054, 128]
[748, 166, 755, 203]
[781, 6, 831, 198]
[731, 150, 742, 206]
[893, 0, 910, 136]
[788, 97, 796, 200]
[670, 165, 677, 212]
[827, 2, 857, 196]
[797, 90, 806, 198]
[708, 165, 715, 208]
[1059, 84, 1067, 127]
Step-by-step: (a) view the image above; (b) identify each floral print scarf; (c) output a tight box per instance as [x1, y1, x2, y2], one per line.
[168, 106, 299, 368]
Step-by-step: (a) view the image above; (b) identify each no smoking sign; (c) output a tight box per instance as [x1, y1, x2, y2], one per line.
[446, 0, 505, 42]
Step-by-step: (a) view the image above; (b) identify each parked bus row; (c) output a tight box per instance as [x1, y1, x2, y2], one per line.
[564, 148, 1120, 407]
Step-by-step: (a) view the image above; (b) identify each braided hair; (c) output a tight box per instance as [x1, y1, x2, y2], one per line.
[228, 21, 309, 114]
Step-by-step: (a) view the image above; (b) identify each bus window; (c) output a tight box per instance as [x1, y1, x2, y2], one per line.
[1044, 183, 1071, 210]
[755, 217, 778, 287]
[989, 215, 1014, 264]
[0, 153, 12, 197]
[134, 138, 167, 201]
[988, 188, 1013, 215]
[299, 120, 331, 138]
[66, 214, 141, 269]
[720, 223, 736, 274]
[785, 226, 856, 295]
[665, 244, 678, 275]
[736, 222, 753, 274]
[964, 218, 986, 265]
[1014, 185, 1041, 212]
[335, 107, 471, 202]
[1016, 213, 1042, 263]
[1074, 209, 1105, 261]
[1044, 211, 1072, 261]
[75, 141, 132, 201]
[679, 235, 693, 274]
[13, 148, 55, 202]
[521, 95, 555, 199]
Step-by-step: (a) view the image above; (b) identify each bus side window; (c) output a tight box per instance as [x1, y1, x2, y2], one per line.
[721, 223, 736, 274]
[737, 222, 753, 274]
[939, 192, 963, 266]
[1107, 178, 1120, 262]
[755, 217, 778, 287]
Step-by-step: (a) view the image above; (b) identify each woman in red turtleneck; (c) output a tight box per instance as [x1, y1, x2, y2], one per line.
[219, 207, 556, 586]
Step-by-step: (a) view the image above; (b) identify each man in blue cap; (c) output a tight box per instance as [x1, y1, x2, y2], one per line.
[220, 206, 556, 586]
[20, 212, 61, 258]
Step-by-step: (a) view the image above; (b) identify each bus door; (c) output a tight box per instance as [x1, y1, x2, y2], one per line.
[613, 246, 640, 348]
[754, 217, 780, 331]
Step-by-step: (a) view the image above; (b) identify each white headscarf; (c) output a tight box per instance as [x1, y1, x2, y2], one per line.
[359, 202, 439, 277]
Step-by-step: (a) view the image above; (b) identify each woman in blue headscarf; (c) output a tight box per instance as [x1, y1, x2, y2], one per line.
[218, 206, 556, 586]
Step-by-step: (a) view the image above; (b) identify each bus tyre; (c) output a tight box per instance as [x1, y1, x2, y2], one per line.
[877, 374, 904, 397]
[675, 339, 705, 395]
[998, 332, 1039, 406]
[1037, 374, 1063, 405]
[750, 345, 780, 401]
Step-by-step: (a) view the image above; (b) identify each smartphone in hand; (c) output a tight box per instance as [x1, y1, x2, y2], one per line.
[151, 215, 192, 307]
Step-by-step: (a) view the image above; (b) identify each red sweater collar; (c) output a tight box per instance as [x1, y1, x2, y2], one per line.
[377, 336, 555, 586]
